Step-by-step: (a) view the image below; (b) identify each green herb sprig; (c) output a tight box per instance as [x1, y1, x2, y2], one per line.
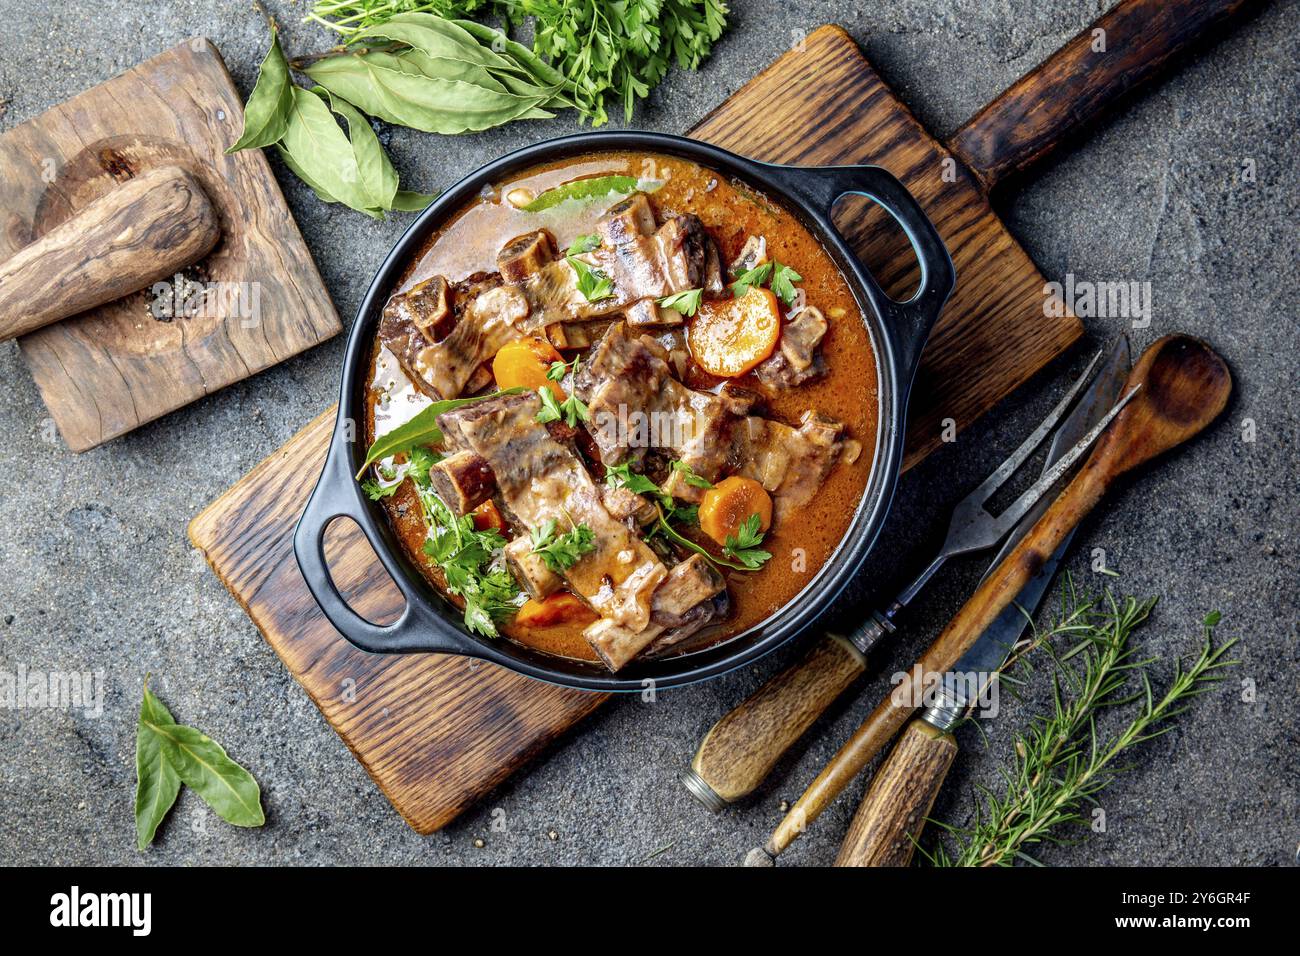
[769, 261, 802, 307]
[605, 460, 696, 525]
[535, 384, 590, 427]
[229, 24, 436, 218]
[415, 477, 522, 636]
[566, 234, 615, 302]
[729, 258, 801, 306]
[670, 459, 713, 489]
[235, 5, 730, 215]
[658, 288, 704, 317]
[925, 589, 1239, 867]
[529, 518, 597, 573]
[729, 261, 772, 298]
[721, 513, 771, 570]
[307, 1, 731, 126]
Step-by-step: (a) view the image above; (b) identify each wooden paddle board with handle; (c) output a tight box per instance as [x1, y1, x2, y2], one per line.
[189, 2, 1238, 832]
[0, 39, 341, 451]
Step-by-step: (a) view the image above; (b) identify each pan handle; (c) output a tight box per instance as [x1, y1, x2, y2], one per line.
[293, 415, 483, 657]
[768, 164, 955, 384]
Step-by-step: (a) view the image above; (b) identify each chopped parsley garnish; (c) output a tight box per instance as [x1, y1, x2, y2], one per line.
[361, 447, 441, 500]
[604, 459, 702, 524]
[529, 519, 597, 574]
[364, 455, 521, 638]
[722, 514, 773, 571]
[670, 459, 714, 489]
[604, 461, 662, 497]
[658, 288, 704, 316]
[729, 258, 802, 307]
[417, 478, 522, 637]
[535, 382, 590, 427]
[567, 234, 615, 302]
[769, 261, 803, 307]
[651, 507, 763, 573]
[729, 261, 773, 297]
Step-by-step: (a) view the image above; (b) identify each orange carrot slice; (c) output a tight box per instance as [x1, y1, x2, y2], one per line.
[687, 287, 781, 377]
[471, 500, 506, 533]
[514, 592, 598, 628]
[492, 338, 565, 396]
[698, 476, 774, 546]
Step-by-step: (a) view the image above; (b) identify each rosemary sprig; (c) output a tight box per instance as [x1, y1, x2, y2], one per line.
[925, 589, 1238, 868]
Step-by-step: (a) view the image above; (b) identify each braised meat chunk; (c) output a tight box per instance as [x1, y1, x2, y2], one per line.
[363, 151, 878, 672]
[576, 322, 753, 491]
[436, 391, 726, 669]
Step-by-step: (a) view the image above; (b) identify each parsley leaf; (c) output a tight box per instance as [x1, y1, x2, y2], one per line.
[605, 460, 708, 520]
[362, 477, 403, 500]
[604, 461, 662, 497]
[722, 514, 772, 571]
[412, 469, 521, 638]
[535, 384, 590, 427]
[769, 261, 803, 307]
[670, 459, 714, 489]
[567, 234, 615, 302]
[360, 446, 443, 500]
[530, 519, 597, 574]
[658, 288, 704, 316]
[651, 507, 758, 573]
[730, 261, 773, 297]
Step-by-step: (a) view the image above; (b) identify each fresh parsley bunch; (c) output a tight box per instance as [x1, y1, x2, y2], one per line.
[307, 0, 731, 125]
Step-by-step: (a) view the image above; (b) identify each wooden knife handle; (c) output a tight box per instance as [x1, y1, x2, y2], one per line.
[684, 634, 866, 809]
[949, 0, 1257, 190]
[834, 719, 957, 867]
[0, 165, 220, 341]
[762, 336, 1231, 860]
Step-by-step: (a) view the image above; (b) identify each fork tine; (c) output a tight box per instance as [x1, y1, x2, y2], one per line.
[988, 383, 1142, 538]
[963, 348, 1104, 506]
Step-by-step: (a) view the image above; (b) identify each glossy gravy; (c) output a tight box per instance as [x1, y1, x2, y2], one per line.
[366, 151, 879, 662]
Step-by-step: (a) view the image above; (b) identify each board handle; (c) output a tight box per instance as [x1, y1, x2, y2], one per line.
[682, 633, 867, 810]
[834, 718, 957, 867]
[948, 0, 1258, 191]
[293, 414, 482, 657]
[768, 163, 956, 381]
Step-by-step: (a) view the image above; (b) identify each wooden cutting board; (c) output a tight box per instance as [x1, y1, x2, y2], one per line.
[0, 39, 340, 451]
[190, 25, 1088, 834]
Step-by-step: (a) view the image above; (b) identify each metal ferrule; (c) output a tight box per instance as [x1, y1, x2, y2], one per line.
[679, 768, 729, 813]
[921, 679, 968, 733]
[846, 608, 894, 656]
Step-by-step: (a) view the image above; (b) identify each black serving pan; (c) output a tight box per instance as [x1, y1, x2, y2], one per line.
[294, 131, 955, 693]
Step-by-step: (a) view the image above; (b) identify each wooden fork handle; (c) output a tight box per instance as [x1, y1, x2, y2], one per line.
[766, 456, 1111, 857]
[835, 718, 957, 867]
[949, 0, 1257, 190]
[684, 634, 866, 808]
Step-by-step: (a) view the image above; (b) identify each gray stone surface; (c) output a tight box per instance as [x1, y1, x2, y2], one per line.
[0, 0, 1296, 867]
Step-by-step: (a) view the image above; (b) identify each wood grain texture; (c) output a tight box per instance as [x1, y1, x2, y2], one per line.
[950, 0, 1257, 190]
[190, 27, 1086, 834]
[690, 635, 864, 805]
[766, 336, 1232, 857]
[0, 38, 340, 451]
[690, 25, 1083, 470]
[188, 408, 607, 834]
[834, 720, 956, 867]
[0, 166, 219, 340]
